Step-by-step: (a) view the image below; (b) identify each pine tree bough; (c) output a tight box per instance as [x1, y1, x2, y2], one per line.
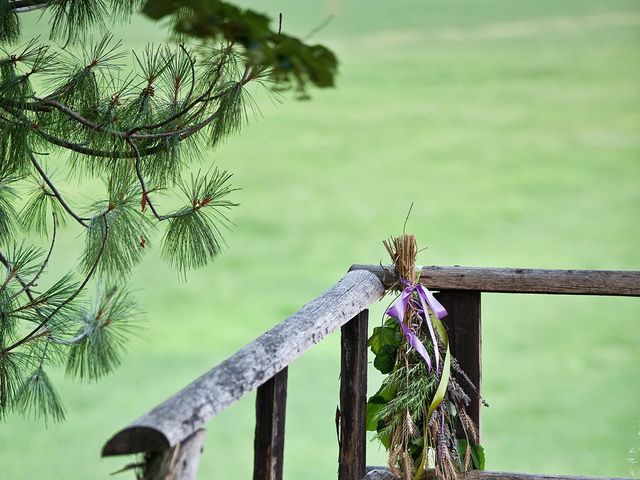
[0, 0, 337, 422]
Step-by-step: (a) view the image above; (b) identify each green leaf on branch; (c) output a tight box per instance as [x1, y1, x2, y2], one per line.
[141, 0, 338, 95]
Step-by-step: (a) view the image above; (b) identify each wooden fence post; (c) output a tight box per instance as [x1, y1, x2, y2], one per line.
[253, 367, 288, 480]
[339, 309, 369, 480]
[436, 290, 482, 439]
[141, 429, 207, 480]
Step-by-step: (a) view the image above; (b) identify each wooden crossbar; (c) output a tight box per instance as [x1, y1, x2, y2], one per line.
[364, 468, 632, 480]
[352, 265, 640, 296]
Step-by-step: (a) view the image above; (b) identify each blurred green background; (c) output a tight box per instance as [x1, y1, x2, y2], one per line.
[2, 0, 640, 478]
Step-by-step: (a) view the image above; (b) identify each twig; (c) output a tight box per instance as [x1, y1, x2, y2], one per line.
[12, 212, 58, 299]
[29, 152, 89, 227]
[126, 137, 167, 222]
[304, 15, 335, 40]
[0, 250, 49, 324]
[402, 203, 414, 236]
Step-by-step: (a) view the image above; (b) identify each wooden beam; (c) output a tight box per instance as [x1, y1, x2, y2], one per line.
[253, 368, 288, 480]
[339, 310, 369, 480]
[437, 291, 482, 438]
[351, 265, 640, 297]
[464, 473, 633, 480]
[362, 468, 633, 480]
[102, 269, 384, 456]
[140, 429, 206, 480]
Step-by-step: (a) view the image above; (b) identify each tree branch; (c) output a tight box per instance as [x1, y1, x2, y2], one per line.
[12, 213, 58, 299]
[0, 250, 46, 321]
[1, 213, 109, 354]
[29, 152, 90, 227]
[126, 137, 168, 222]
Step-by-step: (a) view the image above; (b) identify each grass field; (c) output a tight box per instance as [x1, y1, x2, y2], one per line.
[2, 1, 640, 479]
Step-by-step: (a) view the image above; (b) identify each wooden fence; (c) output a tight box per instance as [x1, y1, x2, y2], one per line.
[101, 265, 640, 480]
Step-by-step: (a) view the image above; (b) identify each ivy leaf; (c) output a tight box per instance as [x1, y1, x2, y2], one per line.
[366, 402, 384, 431]
[366, 381, 397, 432]
[373, 344, 398, 374]
[368, 322, 401, 374]
[409, 437, 424, 461]
[368, 381, 396, 405]
[471, 443, 486, 470]
[368, 323, 401, 355]
[457, 439, 486, 470]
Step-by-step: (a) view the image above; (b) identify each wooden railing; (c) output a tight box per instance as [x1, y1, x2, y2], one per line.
[101, 265, 640, 480]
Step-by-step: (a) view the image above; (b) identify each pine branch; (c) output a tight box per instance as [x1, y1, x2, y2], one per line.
[1, 0, 338, 424]
[1, 78, 254, 156]
[2, 214, 109, 354]
[0, 249, 46, 318]
[12, 213, 57, 298]
[29, 153, 89, 227]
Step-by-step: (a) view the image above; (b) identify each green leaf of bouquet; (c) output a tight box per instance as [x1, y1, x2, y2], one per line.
[471, 443, 486, 470]
[365, 402, 384, 431]
[409, 437, 424, 460]
[368, 324, 401, 355]
[368, 381, 396, 405]
[378, 430, 391, 450]
[373, 344, 398, 374]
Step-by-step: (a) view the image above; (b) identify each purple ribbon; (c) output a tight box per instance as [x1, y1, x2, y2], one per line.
[385, 281, 447, 372]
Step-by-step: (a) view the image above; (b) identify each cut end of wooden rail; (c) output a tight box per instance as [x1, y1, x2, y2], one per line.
[102, 426, 170, 456]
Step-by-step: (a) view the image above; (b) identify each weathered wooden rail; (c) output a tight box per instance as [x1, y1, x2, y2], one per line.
[102, 265, 640, 480]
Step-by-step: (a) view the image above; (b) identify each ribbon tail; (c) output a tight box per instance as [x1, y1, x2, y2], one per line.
[415, 287, 440, 372]
[397, 320, 432, 372]
[417, 284, 448, 320]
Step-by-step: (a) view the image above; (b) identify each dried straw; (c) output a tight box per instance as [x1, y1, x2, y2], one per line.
[384, 234, 418, 288]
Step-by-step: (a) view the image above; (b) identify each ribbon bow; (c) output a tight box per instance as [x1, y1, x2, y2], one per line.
[385, 279, 447, 372]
